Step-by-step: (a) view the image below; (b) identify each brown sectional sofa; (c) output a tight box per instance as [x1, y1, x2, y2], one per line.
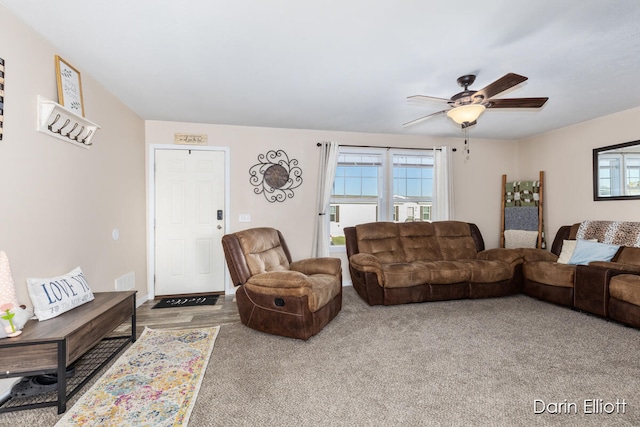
[522, 222, 640, 329]
[344, 220, 640, 330]
[344, 221, 522, 306]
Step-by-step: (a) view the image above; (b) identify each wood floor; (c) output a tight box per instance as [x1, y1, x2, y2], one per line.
[114, 293, 241, 337]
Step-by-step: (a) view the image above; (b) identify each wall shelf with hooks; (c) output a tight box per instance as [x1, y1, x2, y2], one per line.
[37, 96, 100, 149]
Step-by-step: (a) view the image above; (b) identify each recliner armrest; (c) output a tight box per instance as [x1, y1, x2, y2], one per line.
[290, 258, 341, 276]
[519, 248, 558, 263]
[477, 248, 523, 264]
[349, 253, 383, 270]
[349, 253, 384, 286]
[588, 261, 640, 274]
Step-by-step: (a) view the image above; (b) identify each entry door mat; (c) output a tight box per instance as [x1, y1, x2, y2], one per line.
[152, 294, 219, 309]
[55, 326, 219, 426]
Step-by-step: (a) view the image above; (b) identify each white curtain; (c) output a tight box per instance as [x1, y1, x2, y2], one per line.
[312, 141, 340, 257]
[432, 146, 453, 221]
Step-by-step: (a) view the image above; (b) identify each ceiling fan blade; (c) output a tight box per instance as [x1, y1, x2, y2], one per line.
[486, 97, 549, 108]
[407, 95, 450, 103]
[474, 73, 528, 100]
[402, 110, 448, 127]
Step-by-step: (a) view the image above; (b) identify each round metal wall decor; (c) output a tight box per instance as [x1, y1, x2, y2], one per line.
[249, 149, 302, 202]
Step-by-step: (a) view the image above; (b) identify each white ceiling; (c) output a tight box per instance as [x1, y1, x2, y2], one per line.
[3, 0, 640, 140]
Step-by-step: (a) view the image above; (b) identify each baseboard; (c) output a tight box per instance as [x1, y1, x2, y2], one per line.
[135, 292, 149, 307]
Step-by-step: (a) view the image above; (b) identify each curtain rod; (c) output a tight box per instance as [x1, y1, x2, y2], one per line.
[316, 142, 456, 152]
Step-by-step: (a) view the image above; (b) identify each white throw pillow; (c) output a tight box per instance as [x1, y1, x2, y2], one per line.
[27, 267, 94, 321]
[557, 240, 578, 264]
[557, 239, 597, 264]
[504, 230, 539, 249]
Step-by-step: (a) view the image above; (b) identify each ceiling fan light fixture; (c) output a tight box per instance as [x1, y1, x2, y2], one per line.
[446, 104, 486, 125]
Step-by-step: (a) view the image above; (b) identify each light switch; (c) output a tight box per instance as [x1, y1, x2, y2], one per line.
[239, 214, 251, 222]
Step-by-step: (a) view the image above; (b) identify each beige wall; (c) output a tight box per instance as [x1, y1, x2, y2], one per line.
[0, 6, 147, 307]
[145, 121, 519, 282]
[6, 2, 639, 305]
[519, 107, 640, 242]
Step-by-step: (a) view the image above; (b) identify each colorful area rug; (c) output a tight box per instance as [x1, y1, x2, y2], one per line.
[152, 294, 219, 309]
[55, 326, 219, 426]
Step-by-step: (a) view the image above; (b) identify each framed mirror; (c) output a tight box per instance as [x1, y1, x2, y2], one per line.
[593, 139, 640, 200]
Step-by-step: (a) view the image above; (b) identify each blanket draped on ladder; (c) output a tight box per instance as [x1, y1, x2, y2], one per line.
[502, 178, 545, 249]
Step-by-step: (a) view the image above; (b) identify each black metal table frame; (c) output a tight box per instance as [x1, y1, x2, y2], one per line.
[0, 299, 136, 414]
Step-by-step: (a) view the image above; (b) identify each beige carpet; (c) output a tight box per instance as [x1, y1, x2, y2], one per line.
[3, 286, 639, 426]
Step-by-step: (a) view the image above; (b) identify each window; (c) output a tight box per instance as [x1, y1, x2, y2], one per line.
[599, 153, 640, 196]
[330, 147, 434, 247]
[626, 158, 640, 195]
[329, 205, 340, 222]
[421, 205, 431, 221]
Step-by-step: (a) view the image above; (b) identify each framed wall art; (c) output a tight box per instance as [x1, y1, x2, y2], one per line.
[249, 149, 303, 202]
[55, 55, 85, 117]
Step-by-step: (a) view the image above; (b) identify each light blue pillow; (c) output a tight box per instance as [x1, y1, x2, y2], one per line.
[567, 240, 620, 265]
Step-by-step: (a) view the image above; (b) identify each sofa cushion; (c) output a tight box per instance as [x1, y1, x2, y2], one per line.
[609, 274, 640, 307]
[380, 262, 435, 288]
[355, 222, 406, 264]
[237, 227, 290, 274]
[614, 246, 640, 266]
[567, 240, 620, 265]
[459, 260, 512, 283]
[415, 261, 471, 285]
[246, 272, 340, 312]
[523, 261, 576, 287]
[432, 222, 477, 260]
[397, 222, 442, 262]
[306, 274, 342, 312]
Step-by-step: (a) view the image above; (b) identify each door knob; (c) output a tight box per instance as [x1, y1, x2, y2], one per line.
[217, 225, 222, 230]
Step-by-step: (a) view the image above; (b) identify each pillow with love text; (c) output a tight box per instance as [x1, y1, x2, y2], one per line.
[26, 267, 94, 321]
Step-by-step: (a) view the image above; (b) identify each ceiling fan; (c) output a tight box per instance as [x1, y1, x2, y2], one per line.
[403, 73, 548, 129]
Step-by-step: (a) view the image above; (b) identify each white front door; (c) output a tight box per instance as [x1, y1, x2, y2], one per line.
[154, 149, 226, 295]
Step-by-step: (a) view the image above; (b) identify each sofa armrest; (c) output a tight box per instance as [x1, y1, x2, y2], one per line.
[477, 248, 523, 264]
[290, 258, 342, 276]
[350, 253, 382, 270]
[587, 261, 640, 274]
[349, 253, 384, 285]
[247, 271, 311, 288]
[519, 248, 558, 263]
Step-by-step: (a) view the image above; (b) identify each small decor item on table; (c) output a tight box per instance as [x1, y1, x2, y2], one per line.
[249, 149, 302, 202]
[1, 303, 21, 337]
[0, 250, 32, 336]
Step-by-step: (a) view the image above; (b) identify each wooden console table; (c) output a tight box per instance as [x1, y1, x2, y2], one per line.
[0, 291, 136, 414]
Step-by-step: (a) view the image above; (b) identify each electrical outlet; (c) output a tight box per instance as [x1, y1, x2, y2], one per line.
[239, 214, 251, 222]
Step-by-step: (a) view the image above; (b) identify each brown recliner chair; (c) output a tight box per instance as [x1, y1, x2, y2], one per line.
[222, 227, 342, 340]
